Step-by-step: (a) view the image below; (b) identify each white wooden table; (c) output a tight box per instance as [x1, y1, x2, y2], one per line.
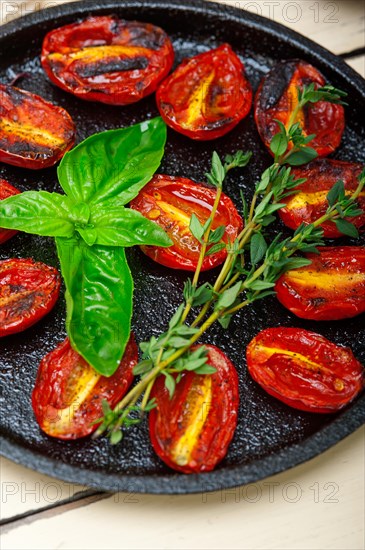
[1, 1, 364, 549]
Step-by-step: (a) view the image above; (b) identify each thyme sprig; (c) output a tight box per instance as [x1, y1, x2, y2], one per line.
[95, 112, 364, 445]
[270, 83, 348, 166]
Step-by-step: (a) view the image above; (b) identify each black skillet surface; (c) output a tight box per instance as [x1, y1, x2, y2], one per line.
[0, 0, 364, 494]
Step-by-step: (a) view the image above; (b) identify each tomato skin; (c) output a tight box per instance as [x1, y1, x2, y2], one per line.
[246, 327, 364, 413]
[129, 174, 243, 271]
[0, 258, 61, 336]
[0, 180, 20, 244]
[149, 345, 239, 473]
[32, 335, 137, 439]
[156, 44, 252, 140]
[279, 159, 364, 237]
[254, 60, 345, 157]
[41, 16, 174, 105]
[0, 85, 76, 169]
[275, 247, 365, 321]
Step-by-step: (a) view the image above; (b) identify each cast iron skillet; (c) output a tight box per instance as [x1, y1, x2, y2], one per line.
[0, 0, 364, 494]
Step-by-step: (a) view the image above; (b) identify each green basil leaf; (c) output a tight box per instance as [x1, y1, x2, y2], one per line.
[0, 191, 74, 237]
[57, 117, 166, 206]
[90, 206, 172, 247]
[56, 237, 133, 376]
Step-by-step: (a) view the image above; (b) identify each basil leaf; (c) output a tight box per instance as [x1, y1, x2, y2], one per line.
[56, 237, 133, 376]
[0, 191, 74, 237]
[90, 206, 172, 247]
[58, 117, 166, 206]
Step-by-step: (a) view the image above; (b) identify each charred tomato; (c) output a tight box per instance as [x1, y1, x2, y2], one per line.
[279, 159, 365, 237]
[0, 258, 61, 336]
[246, 327, 364, 413]
[0, 179, 20, 244]
[275, 246, 365, 321]
[156, 44, 252, 140]
[149, 344, 239, 473]
[255, 59, 345, 157]
[32, 335, 138, 439]
[0, 85, 76, 169]
[41, 15, 174, 105]
[129, 174, 243, 271]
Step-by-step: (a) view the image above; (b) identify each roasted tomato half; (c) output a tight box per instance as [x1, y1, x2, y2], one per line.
[156, 44, 252, 140]
[280, 159, 365, 237]
[129, 174, 243, 271]
[255, 59, 345, 157]
[0, 85, 76, 169]
[149, 344, 239, 473]
[275, 246, 365, 321]
[0, 258, 61, 336]
[41, 15, 174, 105]
[246, 327, 364, 413]
[0, 179, 20, 244]
[32, 335, 137, 439]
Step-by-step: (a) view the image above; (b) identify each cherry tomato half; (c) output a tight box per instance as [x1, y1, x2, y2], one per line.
[279, 159, 364, 237]
[0, 85, 76, 169]
[130, 174, 243, 271]
[0, 258, 61, 336]
[32, 335, 137, 439]
[246, 327, 364, 413]
[149, 344, 239, 473]
[255, 59, 345, 157]
[275, 246, 365, 321]
[41, 15, 174, 105]
[156, 44, 252, 140]
[0, 179, 20, 244]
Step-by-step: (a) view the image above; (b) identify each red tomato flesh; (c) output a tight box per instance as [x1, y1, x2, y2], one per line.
[32, 335, 137, 439]
[129, 174, 243, 271]
[255, 60, 345, 157]
[246, 327, 364, 413]
[275, 246, 365, 321]
[156, 43, 252, 140]
[0, 85, 76, 169]
[0, 258, 61, 336]
[149, 344, 239, 473]
[280, 159, 364, 237]
[41, 15, 174, 105]
[0, 179, 20, 244]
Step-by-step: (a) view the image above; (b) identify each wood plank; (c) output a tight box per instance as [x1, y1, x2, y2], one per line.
[0, 457, 91, 520]
[1, 426, 364, 550]
[345, 55, 365, 78]
[209, 0, 365, 55]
